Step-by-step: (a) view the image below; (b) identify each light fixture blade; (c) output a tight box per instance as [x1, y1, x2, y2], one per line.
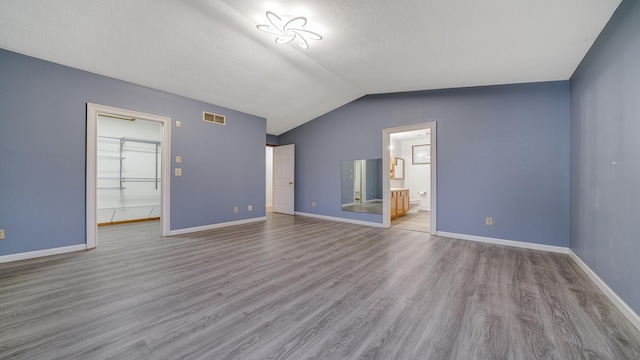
[283, 16, 307, 31]
[257, 11, 322, 49]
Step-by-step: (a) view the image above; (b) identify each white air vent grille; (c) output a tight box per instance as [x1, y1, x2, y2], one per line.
[203, 112, 226, 125]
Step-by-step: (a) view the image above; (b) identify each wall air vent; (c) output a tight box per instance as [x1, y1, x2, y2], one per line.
[203, 112, 226, 125]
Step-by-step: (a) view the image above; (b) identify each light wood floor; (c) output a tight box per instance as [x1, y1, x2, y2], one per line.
[1, 214, 639, 359]
[392, 211, 431, 233]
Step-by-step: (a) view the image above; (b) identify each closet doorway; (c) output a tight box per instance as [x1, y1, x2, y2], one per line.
[86, 103, 171, 249]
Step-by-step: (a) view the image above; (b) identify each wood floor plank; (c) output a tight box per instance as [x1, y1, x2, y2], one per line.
[506, 250, 560, 360]
[0, 214, 638, 359]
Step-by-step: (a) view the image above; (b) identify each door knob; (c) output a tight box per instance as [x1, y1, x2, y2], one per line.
[289, 181, 293, 185]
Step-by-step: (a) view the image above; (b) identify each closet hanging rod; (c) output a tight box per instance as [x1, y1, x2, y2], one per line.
[98, 113, 136, 121]
[97, 135, 160, 145]
[98, 155, 124, 160]
[97, 177, 161, 182]
[122, 178, 162, 183]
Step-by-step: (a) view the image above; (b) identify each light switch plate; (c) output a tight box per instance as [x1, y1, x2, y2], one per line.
[175, 168, 182, 176]
[175, 120, 182, 128]
[176, 156, 182, 163]
[248, 205, 252, 211]
[0, 229, 5, 240]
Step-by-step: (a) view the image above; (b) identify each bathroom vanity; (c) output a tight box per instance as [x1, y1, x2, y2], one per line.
[390, 188, 410, 219]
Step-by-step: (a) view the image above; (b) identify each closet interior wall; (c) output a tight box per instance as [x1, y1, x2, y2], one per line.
[97, 115, 162, 225]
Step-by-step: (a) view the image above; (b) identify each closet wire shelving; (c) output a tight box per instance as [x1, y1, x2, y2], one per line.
[97, 136, 161, 190]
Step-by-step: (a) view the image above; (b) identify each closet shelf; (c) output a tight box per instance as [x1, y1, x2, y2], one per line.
[97, 136, 161, 190]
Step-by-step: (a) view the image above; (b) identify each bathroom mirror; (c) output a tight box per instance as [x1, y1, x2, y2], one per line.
[341, 159, 383, 214]
[392, 157, 404, 179]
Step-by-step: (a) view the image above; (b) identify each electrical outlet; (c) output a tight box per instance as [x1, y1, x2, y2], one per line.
[312, 201, 316, 208]
[175, 156, 182, 163]
[234, 207, 239, 213]
[175, 120, 182, 128]
[248, 205, 252, 211]
[486, 217, 493, 226]
[175, 168, 182, 176]
[0, 229, 4, 240]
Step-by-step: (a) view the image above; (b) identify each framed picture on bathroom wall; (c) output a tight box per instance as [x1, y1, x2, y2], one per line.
[412, 144, 430, 164]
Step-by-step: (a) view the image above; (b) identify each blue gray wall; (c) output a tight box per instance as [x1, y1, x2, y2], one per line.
[0, 49, 266, 256]
[341, 161, 354, 204]
[570, 0, 640, 314]
[365, 159, 383, 200]
[266, 134, 278, 146]
[279, 82, 570, 246]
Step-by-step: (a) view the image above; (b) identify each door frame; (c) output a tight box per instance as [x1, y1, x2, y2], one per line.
[86, 103, 172, 249]
[382, 122, 437, 233]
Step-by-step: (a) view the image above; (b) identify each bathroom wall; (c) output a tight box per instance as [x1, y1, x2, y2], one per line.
[400, 138, 431, 211]
[390, 138, 404, 189]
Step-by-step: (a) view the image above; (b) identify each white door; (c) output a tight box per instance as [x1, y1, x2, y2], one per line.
[273, 144, 295, 215]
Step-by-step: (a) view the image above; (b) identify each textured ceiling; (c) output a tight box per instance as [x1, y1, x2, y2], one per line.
[0, 0, 621, 135]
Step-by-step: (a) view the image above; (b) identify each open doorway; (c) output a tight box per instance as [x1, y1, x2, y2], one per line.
[86, 103, 171, 249]
[266, 145, 274, 213]
[96, 115, 162, 227]
[382, 122, 436, 234]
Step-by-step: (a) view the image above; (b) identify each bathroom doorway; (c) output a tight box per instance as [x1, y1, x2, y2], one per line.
[383, 122, 436, 234]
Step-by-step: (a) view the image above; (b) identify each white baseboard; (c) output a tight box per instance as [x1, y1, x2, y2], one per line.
[568, 250, 640, 331]
[167, 217, 266, 236]
[436, 231, 569, 254]
[295, 212, 386, 228]
[0, 244, 87, 263]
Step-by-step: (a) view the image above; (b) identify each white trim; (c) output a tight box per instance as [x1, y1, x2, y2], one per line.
[167, 217, 266, 236]
[0, 244, 86, 263]
[86, 103, 172, 249]
[568, 250, 640, 331]
[295, 212, 386, 228]
[86, 104, 98, 249]
[383, 122, 437, 234]
[436, 231, 569, 254]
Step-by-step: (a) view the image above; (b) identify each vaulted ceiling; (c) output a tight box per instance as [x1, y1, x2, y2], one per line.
[0, 0, 621, 135]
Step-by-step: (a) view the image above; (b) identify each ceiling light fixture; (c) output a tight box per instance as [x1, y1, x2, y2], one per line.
[257, 11, 322, 49]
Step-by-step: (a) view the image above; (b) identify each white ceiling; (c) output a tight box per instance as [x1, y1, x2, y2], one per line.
[0, 0, 621, 135]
